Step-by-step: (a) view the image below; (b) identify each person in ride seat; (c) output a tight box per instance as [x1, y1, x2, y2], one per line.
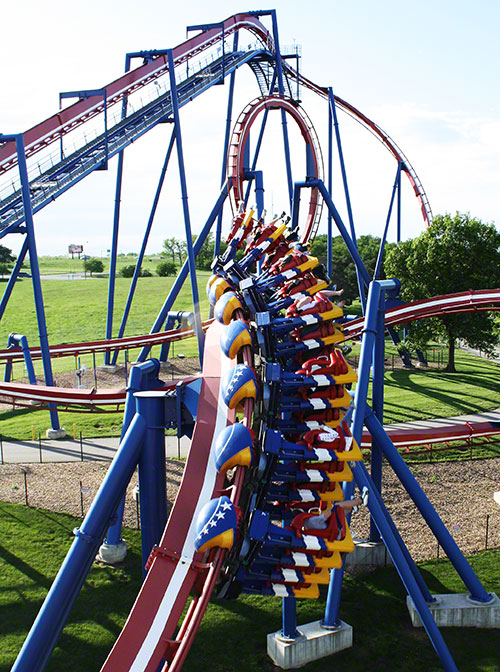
[303, 487, 369, 530]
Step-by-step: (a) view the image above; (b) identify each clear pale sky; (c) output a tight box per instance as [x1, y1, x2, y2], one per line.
[1, 0, 499, 256]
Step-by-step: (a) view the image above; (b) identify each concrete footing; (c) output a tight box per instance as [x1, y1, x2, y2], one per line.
[97, 364, 121, 374]
[98, 540, 127, 564]
[407, 592, 500, 628]
[46, 427, 67, 439]
[267, 620, 352, 669]
[344, 538, 393, 569]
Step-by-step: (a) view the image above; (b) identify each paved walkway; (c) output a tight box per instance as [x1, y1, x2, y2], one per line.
[1, 409, 500, 464]
[0, 434, 191, 464]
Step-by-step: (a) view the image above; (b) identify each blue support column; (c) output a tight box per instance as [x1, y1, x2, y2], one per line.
[373, 161, 402, 281]
[282, 595, 298, 640]
[105, 359, 161, 547]
[327, 91, 333, 280]
[305, 180, 372, 289]
[138, 184, 227, 362]
[167, 50, 204, 365]
[365, 410, 493, 603]
[105, 55, 132, 364]
[214, 32, 238, 260]
[0, 134, 60, 431]
[137, 390, 168, 575]
[397, 162, 402, 243]
[111, 129, 176, 365]
[10, 411, 146, 672]
[323, 278, 399, 626]
[328, 89, 365, 312]
[270, 10, 293, 208]
[370, 288, 386, 542]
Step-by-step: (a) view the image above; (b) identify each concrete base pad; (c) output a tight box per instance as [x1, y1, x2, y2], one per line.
[267, 620, 352, 669]
[97, 365, 121, 373]
[344, 538, 393, 568]
[98, 541, 127, 564]
[46, 428, 67, 439]
[407, 592, 500, 628]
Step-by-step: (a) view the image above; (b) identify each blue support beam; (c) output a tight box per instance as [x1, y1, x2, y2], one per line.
[11, 411, 147, 672]
[373, 161, 402, 281]
[137, 183, 228, 362]
[328, 89, 365, 312]
[365, 409, 493, 604]
[167, 50, 205, 365]
[111, 128, 177, 365]
[214, 32, 239, 261]
[105, 359, 161, 547]
[0, 134, 60, 431]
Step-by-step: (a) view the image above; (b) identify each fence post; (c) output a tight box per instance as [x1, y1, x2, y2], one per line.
[80, 481, 84, 517]
[485, 514, 490, 550]
[23, 470, 28, 506]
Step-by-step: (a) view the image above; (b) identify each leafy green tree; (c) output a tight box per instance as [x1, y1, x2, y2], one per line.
[385, 212, 500, 372]
[157, 261, 177, 277]
[194, 233, 215, 271]
[85, 258, 104, 276]
[310, 234, 389, 303]
[0, 244, 15, 276]
[162, 237, 187, 266]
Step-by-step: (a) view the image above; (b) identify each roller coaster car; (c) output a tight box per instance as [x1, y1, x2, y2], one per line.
[295, 350, 348, 376]
[292, 321, 337, 342]
[269, 251, 311, 275]
[297, 384, 344, 400]
[299, 426, 348, 451]
[286, 295, 335, 317]
[289, 506, 347, 542]
[276, 271, 317, 297]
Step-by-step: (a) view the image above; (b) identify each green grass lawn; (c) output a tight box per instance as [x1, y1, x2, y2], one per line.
[1, 501, 499, 672]
[1, 272, 500, 445]
[21, 253, 165, 276]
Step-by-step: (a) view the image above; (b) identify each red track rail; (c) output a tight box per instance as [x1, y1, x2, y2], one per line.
[227, 95, 323, 242]
[100, 321, 249, 671]
[0, 320, 213, 364]
[0, 14, 271, 175]
[343, 288, 500, 340]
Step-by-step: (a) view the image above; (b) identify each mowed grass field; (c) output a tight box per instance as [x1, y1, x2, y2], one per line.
[1, 268, 500, 442]
[1, 501, 499, 672]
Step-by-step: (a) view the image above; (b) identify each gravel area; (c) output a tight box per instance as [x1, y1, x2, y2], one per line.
[1, 457, 499, 562]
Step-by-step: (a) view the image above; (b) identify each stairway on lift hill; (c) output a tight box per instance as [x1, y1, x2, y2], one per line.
[193, 209, 362, 600]
[0, 47, 273, 236]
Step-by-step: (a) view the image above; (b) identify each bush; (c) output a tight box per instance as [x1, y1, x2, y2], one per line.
[120, 265, 135, 278]
[157, 261, 177, 277]
[141, 268, 153, 277]
[85, 258, 104, 275]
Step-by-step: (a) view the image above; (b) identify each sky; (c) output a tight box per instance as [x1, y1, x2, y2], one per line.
[1, 0, 499, 257]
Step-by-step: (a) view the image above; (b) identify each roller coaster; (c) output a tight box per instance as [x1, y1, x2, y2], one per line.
[2, 9, 500, 672]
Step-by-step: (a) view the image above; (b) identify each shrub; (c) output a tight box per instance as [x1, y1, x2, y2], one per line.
[120, 265, 135, 278]
[157, 261, 177, 277]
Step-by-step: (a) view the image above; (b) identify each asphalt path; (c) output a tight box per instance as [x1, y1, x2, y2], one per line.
[0, 434, 190, 464]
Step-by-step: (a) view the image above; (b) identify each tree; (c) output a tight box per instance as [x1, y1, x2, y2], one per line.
[162, 237, 187, 267]
[0, 244, 15, 277]
[309, 234, 389, 304]
[85, 258, 104, 276]
[384, 212, 500, 372]
[194, 233, 215, 271]
[157, 261, 177, 277]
